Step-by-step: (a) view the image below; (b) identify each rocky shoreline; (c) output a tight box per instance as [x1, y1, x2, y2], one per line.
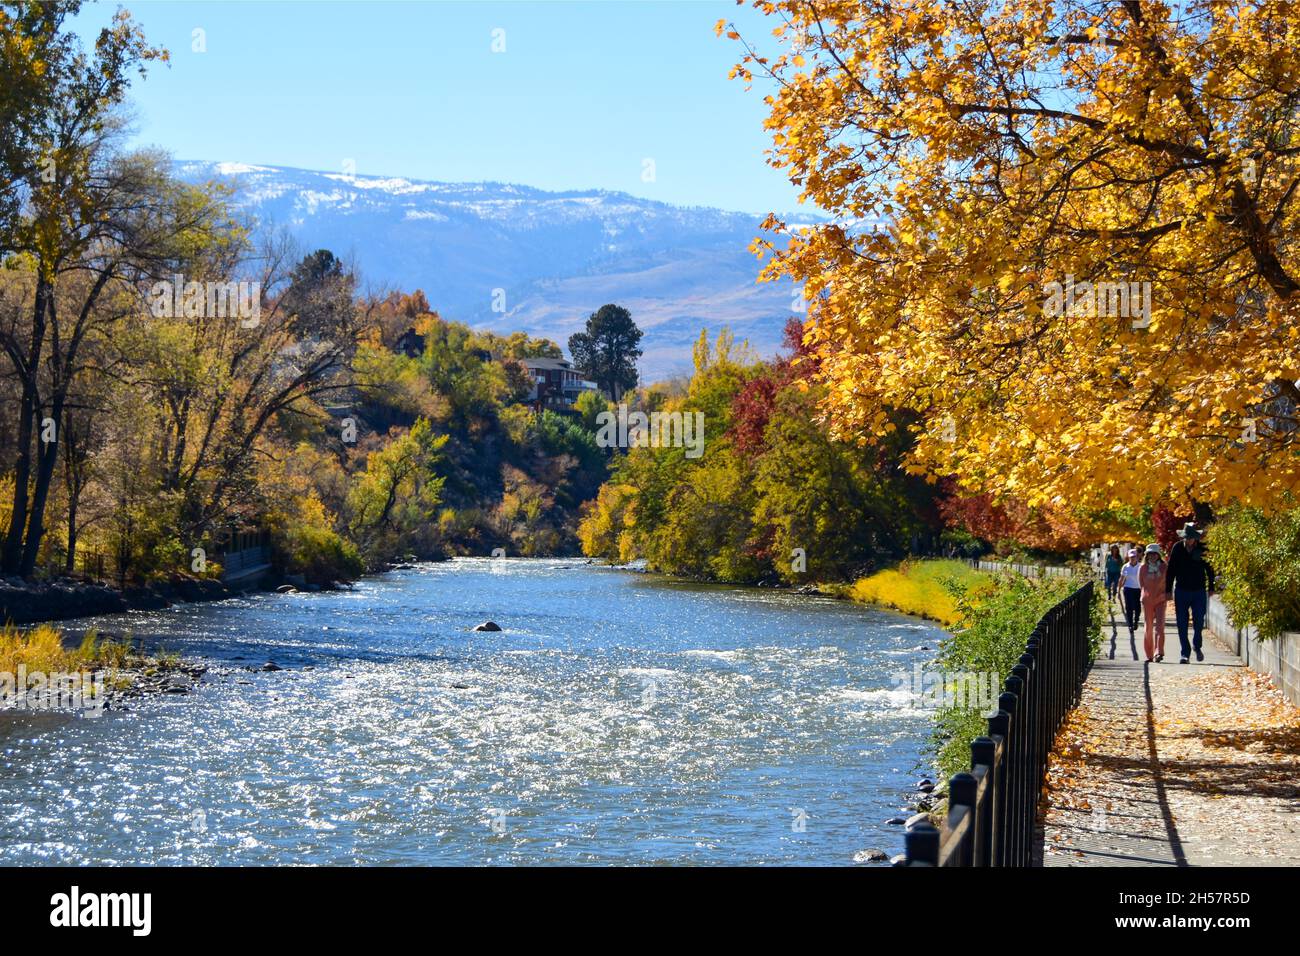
[1, 566, 386, 712]
[0, 571, 367, 627]
[0, 575, 233, 626]
[0, 654, 303, 716]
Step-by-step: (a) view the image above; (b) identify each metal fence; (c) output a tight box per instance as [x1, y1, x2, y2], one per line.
[904, 580, 1094, 866]
[969, 558, 1076, 579]
[220, 544, 270, 577]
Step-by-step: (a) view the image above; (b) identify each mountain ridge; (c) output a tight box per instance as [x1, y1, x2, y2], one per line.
[175, 161, 808, 380]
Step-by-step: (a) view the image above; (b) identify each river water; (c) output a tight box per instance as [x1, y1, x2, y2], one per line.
[0, 559, 943, 865]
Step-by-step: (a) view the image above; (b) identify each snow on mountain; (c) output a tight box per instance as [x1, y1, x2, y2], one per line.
[175, 161, 806, 381]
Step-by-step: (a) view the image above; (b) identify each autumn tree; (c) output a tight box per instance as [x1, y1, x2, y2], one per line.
[578, 323, 934, 583]
[347, 418, 448, 563]
[938, 487, 1102, 554]
[485, 330, 563, 361]
[0, 2, 79, 257]
[724, 0, 1300, 520]
[0, 4, 181, 576]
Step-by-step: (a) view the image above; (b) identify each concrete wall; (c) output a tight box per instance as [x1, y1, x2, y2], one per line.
[1205, 596, 1300, 708]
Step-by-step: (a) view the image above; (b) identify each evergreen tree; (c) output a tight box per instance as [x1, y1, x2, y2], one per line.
[568, 304, 642, 401]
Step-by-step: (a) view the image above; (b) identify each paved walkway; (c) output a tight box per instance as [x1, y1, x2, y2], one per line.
[1039, 595, 1300, 866]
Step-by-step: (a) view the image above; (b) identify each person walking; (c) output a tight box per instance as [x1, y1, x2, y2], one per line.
[1165, 522, 1216, 663]
[1138, 543, 1168, 662]
[1119, 547, 1143, 634]
[1104, 544, 1123, 602]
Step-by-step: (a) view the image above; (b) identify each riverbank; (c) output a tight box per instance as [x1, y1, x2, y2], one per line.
[0, 575, 230, 625]
[845, 559, 987, 628]
[607, 555, 987, 629]
[0, 566, 372, 627]
[0, 622, 211, 713]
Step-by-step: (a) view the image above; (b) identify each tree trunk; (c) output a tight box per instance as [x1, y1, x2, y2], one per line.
[63, 414, 81, 576]
[19, 267, 114, 578]
[64, 491, 78, 576]
[2, 275, 48, 575]
[19, 394, 62, 578]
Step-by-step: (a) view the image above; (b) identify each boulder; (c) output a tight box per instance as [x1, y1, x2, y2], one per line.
[854, 848, 889, 863]
[473, 621, 502, 632]
[261, 662, 283, 672]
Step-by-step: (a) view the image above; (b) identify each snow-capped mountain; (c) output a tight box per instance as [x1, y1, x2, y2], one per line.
[176, 161, 809, 381]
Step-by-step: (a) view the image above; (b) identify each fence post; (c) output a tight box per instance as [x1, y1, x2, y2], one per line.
[948, 771, 977, 867]
[905, 821, 940, 866]
[970, 735, 996, 867]
[994, 689, 1018, 866]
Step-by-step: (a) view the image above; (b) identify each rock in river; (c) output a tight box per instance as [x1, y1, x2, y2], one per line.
[473, 621, 502, 632]
[854, 848, 889, 863]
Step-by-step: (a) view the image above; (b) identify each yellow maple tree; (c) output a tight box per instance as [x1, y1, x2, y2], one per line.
[724, 0, 1300, 516]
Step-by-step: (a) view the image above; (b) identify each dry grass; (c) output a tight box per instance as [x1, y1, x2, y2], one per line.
[0, 623, 132, 674]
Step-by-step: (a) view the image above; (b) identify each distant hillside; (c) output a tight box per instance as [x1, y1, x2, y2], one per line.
[176, 161, 814, 381]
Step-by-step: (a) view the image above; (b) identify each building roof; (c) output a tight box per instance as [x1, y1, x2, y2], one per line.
[520, 356, 575, 371]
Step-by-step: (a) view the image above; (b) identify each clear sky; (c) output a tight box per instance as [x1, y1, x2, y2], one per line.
[70, 0, 802, 214]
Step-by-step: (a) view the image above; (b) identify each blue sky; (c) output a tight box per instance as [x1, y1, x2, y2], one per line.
[71, 0, 802, 214]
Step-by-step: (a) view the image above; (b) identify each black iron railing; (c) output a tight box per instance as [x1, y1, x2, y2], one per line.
[904, 580, 1094, 867]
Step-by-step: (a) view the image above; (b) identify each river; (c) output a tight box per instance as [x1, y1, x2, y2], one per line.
[0, 558, 944, 865]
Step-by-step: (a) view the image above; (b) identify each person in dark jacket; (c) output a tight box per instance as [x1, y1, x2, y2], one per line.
[1104, 544, 1123, 602]
[1164, 523, 1215, 663]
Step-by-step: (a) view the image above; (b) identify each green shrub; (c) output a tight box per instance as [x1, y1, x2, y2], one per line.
[1209, 506, 1300, 640]
[273, 492, 365, 584]
[930, 571, 1091, 781]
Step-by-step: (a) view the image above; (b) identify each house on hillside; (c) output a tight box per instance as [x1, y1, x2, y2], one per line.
[520, 357, 599, 412]
[394, 327, 425, 359]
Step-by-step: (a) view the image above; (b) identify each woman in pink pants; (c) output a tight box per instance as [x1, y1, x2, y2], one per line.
[1138, 543, 1168, 662]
